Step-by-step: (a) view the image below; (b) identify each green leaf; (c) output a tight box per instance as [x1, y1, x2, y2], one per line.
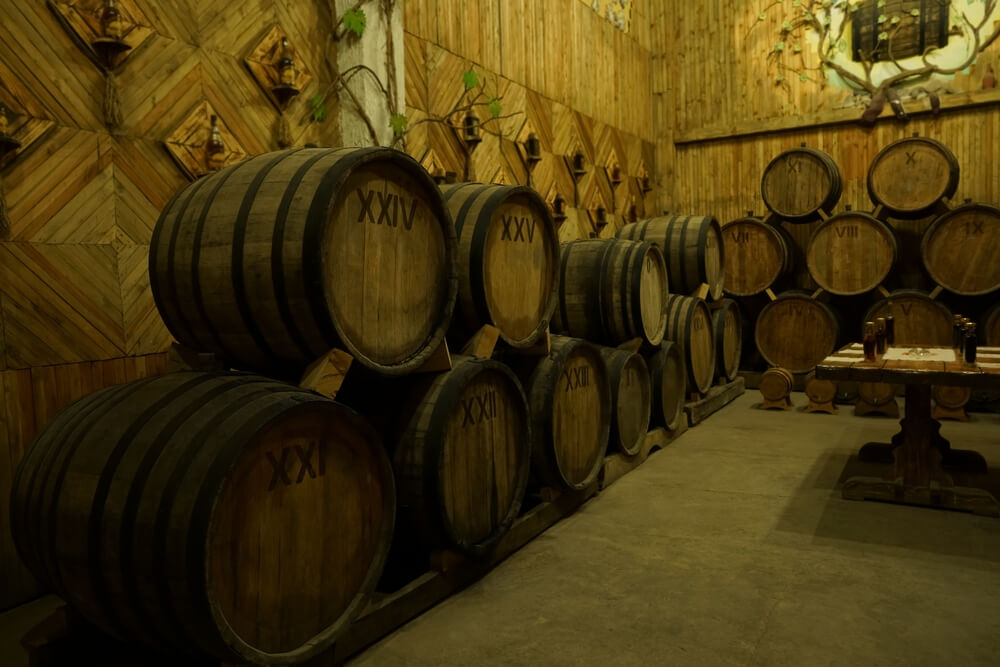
[462, 69, 480, 90]
[793, 43, 802, 53]
[782, 20, 793, 31]
[877, 0, 885, 6]
[838, 38, 847, 52]
[310, 94, 327, 122]
[389, 113, 408, 135]
[776, 73, 785, 83]
[910, 8, 920, 16]
[774, 41, 785, 52]
[343, 8, 367, 37]
[800, 73, 809, 82]
[878, 30, 889, 40]
[487, 98, 502, 117]
[758, 12, 767, 21]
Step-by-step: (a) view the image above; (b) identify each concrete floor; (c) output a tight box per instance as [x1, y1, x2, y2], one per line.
[3, 391, 1000, 666]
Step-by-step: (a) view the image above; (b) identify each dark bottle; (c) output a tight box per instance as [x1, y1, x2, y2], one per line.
[965, 326, 977, 364]
[953, 315, 964, 351]
[206, 115, 225, 170]
[884, 315, 895, 346]
[863, 321, 877, 361]
[277, 38, 296, 86]
[101, 0, 124, 40]
[875, 317, 887, 355]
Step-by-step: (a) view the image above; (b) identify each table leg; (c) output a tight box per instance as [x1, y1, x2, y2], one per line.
[843, 385, 999, 516]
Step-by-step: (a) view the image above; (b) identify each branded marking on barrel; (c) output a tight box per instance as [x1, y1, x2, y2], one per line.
[905, 151, 916, 165]
[500, 215, 537, 243]
[462, 390, 498, 426]
[355, 188, 420, 230]
[835, 225, 859, 238]
[964, 220, 985, 235]
[563, 366, 590, 391]
[266, 441, 326, 490]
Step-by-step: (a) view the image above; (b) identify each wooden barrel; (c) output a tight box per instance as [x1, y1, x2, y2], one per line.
[523, 336, 611, 491]
[618, 215, 725, 300]
[10, 372, 393, 664]
[761, 146, 842, 222]
[599, 348, 652, 456]
[440, 183, 559, 347]
[721, 216, 794, 296]
[806, 211, 897, 295]
[859, 382, 896, 407]
[755, 292, 839, 373]
[711, 298, 742, 382]
[984, 304, 1000, 346]
[863, 289, 952, 346]
[867, 136, 959, 219]
[933, 385, 972, 410]
[921, 202, 1000, 295]
[664, 295, 716, 394]
[804, 371, 836, 404]
[555, 239, 668, 346]
[647, 341, 686, 431]
[760, 367, 794, 402]
[150, 148, 458, 379]
[394, 357, 529, 556]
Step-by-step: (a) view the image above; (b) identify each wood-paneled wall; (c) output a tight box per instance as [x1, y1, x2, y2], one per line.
[0, 0, 344, 609]
[655, 1, 1000, 220]
[402, 0, 659, 241]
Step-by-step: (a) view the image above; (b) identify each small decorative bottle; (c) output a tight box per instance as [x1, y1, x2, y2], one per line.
[101, 0, 124, 40]
[206, 115, 225, 171]
[965, 324, 977, 364]
[277, 38, 296, 87]
[875, 317, 887, 355]
[863, 321, 877, 362]
[884, 315, 895, 346]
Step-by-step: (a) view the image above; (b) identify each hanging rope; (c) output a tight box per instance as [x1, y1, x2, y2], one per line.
[103, 70, 123, 129]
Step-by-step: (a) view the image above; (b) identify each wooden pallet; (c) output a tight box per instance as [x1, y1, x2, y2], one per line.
[600, 423, 689, 490]
[685, 377, 745, 426]
[20, 482, 600, 667]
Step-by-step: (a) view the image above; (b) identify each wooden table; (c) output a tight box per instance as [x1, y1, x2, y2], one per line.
[816, 344, 1000, 517]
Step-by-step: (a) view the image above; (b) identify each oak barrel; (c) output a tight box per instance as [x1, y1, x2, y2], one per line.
[721, 217, 794, 296]
[804, 371, 836, 404]
[858, 382, 896, 407]
[862, 289, 952, 346]
[647, 341, 686, 431]
[665, 294, 716, 394]
[523, 336, 611, 491]
[618, 215, 725, 299]
[10, 372, 394, 665]
[867, 136, 959, 219]
[554, 239, 668, 346]
[150, 148, 457, 378]
[440, 183, 559, 347]
[711, 298, 742, 382]
[984, 304, 1000, 346]
[921, 202, 1000, 295]
[761, 146, 842, 222]
[394, 357, 529, 556]
[760, 367, 794, 402]
[755, 292, 840, 373]
[933, 385, 972, 410]
[806, 211, 897, 295]
[598, 347, 652, 456]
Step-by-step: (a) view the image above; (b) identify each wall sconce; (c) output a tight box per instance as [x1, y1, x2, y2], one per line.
[272, 37, 301, 107]
[524, 133, 541, 169]
[571, 151, 586, 179]
[594, 206, 607, 232]
[628, 203, 638, 223]
[462, 113, 481, 151]
[609, 163, 622, 187]
[206, 114, 226, 171]
[552, 193, 567, 226]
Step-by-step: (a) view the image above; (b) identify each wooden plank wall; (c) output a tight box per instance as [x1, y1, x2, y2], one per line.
[402, 0, 659, 241]
[0, 0, 344, 609]
[654, 1, 1000, 221]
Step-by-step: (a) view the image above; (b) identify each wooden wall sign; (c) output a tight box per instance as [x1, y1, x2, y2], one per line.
[164, 101, 247, 180]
